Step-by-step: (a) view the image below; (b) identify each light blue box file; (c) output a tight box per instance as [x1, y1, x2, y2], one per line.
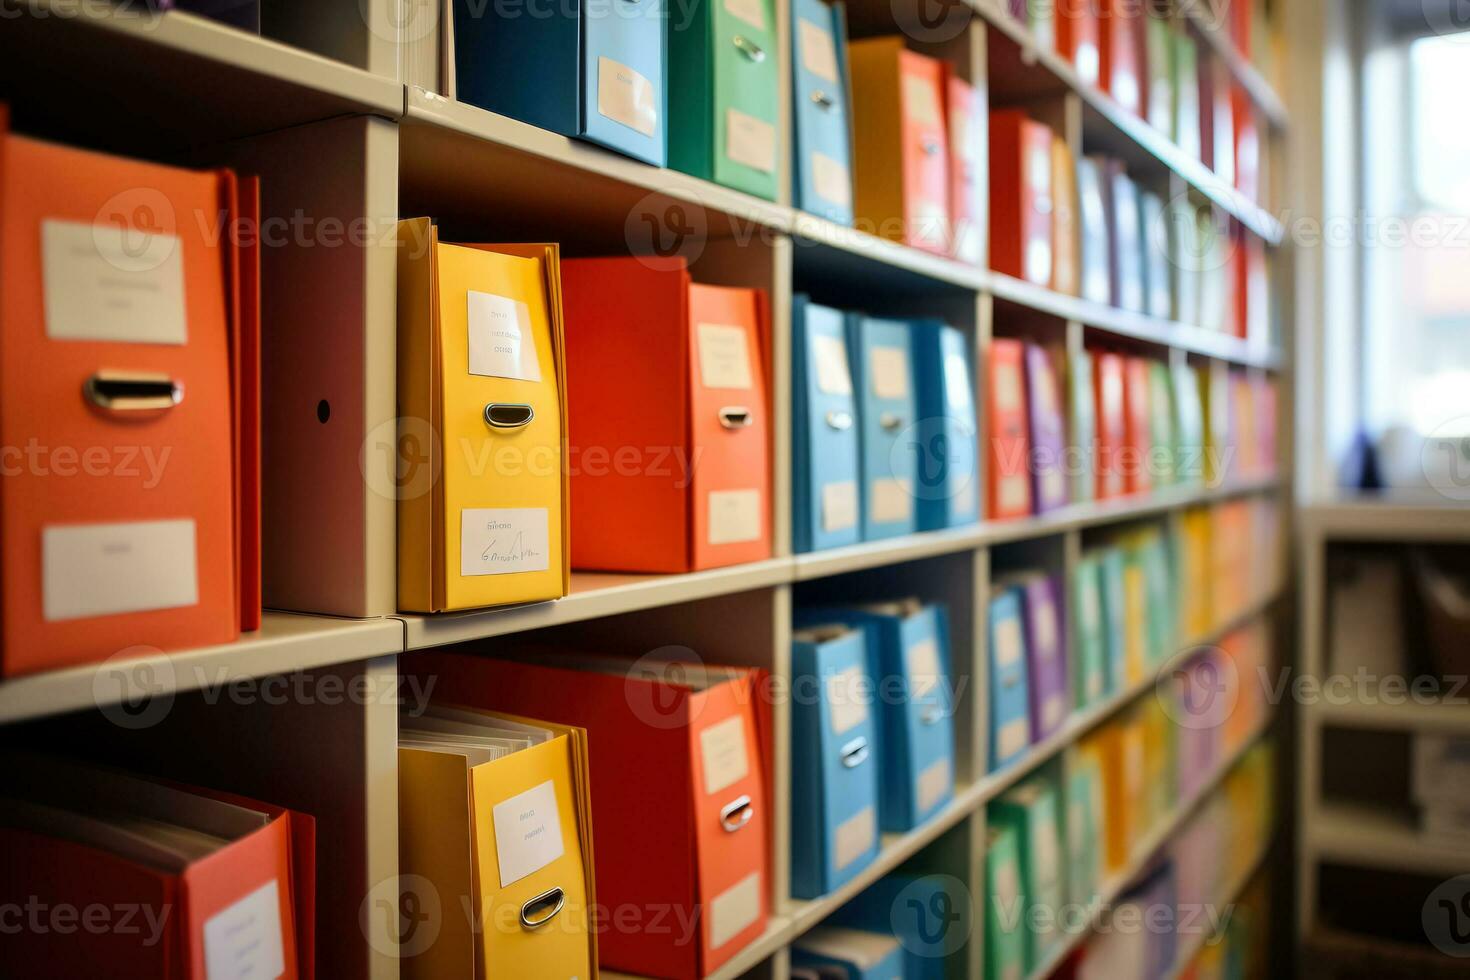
[988, 586, 1032, 772]
[451, 0, 667, 166]
[797, 599, 955, 832]
[830, 873, 972, 980]
[791, 0, 854, 224]
[792, 927, 905, 980]
[791, 623, 881, 899]
[793, 295, 862, 554]
[910, 319, 980, 531]
[847, 315, 919, 541]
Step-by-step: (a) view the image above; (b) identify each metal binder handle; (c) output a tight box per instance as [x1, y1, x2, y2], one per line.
[519, 888, 565, 929]
[484, 403, 535, 429]
[83, 371, 183, 414]
[719, 794, 754, 833]
[811, 90, 835, 109]
[719, 406, 754, 429]
[921, 704, 946, 726]
[733, 35, 766, 62]
[880, 412, 905, 432]
[825, 410, 854, 431]
[840, 736, 870, 769]
[921, 137, 942, 156]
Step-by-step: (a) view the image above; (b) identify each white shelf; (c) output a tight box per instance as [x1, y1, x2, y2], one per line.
[1308, 802, 1470, 877]
[1301, 497, 1470, 542]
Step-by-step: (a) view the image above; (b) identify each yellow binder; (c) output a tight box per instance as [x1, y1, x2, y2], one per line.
[396, 218, 571, 612]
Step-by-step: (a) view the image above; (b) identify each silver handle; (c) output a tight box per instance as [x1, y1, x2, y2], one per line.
[921, 137, 942, 156]
[733, 35, 766, 62]
[810, 90, 835, 109]
[921, 704, 945, 726]
[83, 371, 183, 414]
[840, 736, 870, 769]
[519, 888, 565, 929]
[825, 410, 853, 431]
[720, 794, 754, 832]
[484, 403, 535, 429]
[880, 412, 905, 432]
[719, 406, 753, 429]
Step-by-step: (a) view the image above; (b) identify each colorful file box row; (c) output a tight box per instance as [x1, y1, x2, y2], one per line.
[1177, 497, 1280, 638]
[1071, 524, 1179, 708]
[0, 110, 262, 678]
[987, 572, 1068, 771]
[792, 927, 905, 979]
[830, 872, 970, 979]
[793, 298, 979, 552]
[791, 599, 957, 897]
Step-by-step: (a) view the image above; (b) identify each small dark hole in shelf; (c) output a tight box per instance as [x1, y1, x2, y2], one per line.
[316, 400, 330, 424]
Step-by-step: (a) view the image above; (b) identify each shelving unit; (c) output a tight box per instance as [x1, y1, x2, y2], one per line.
[0, 1, 1291, 977]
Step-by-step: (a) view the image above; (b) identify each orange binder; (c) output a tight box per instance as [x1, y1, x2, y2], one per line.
[1122, 356, 1153, 495]
[560, 257, 771, 573]
[1057, 0, 1102, 85]
[945, 71, 986, 265]
[989, 110, 1055, 285]
[0, 118, 258, 676]
[989, 338, 1033, 520]
[1099, 0, 1145, 116]
[1092, 352, 1126, 500]
[1051, 134, 1080, 296]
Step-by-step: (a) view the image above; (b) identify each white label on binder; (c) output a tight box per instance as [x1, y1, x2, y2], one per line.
[996, 364, 1023, 411]
[811, 333, 853, 395]
[1042, 469, 1065, 506]
[1035, 596, 1057, 655]
[204, 879, 285, 980]
[1042, 693, 1065, 732]
[916, 756, 951, 813]
[811, 151, 853, 208]
[460, 508, 550, 577]
[834, 805, 876, 870]
[708, 488, 761, 545]
[902, 75, 940, 126]
[468, 291, 542, 382]
[700, 715, 750, 795]
[492, 779, 565, 887]
[1034, 819, 1059, 883]
[997, 716, 1029, 759]
[43, 220, 186, 345]
[869, 345, 910, 399]
[799, 18, 839, 81]
[697, 323, 755, 390]
[724, 0, 766, 30]
[995, 615, 1023, 668]
[999, 472, 1029, 514]
[944, 354, 972, 410]
[597, 56, 658, 136]
[821, 480, 858, 533]
[996, 857, 1020, 909]
[726, 108, 777, 173]
[43, 519, 198, 622]
[827, 665, 868, 736]
[870, 478, 913, 524]
[710, 871, 762, 949]
[906, 637, 941, 700]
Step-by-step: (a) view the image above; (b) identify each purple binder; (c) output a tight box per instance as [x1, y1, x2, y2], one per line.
[1025, 343, 1070, 514]
[1022, 574, 1070, 741]
[1173, 651, 1224, 800]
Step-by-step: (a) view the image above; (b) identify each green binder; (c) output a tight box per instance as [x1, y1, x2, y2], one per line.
[985, 823, 1028, 980]
[1069, 349, 1097, 506]
[991, 779, 1066, 971]
[1172, 360, 1205, 486]
[1098, 546, 1129, 694]
[1135, 528, 1177, 667]
[1071, 552, 1109, 708]
[1145, 12, 1175, 138]
[1063, 749, 1104, 909]
[1147, 361, 1177, 487]
[1173, 30, 1201, 159]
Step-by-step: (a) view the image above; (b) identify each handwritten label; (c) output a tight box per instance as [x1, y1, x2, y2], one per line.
[468, 291, 541, 382]
[597, 56, 658, 137]
[460, 508, 550, 577]
[697, 323, 754, 390]
[43, 220, 186, 345]
[203, 879, 285, 980]
[491, 780, 565, 887]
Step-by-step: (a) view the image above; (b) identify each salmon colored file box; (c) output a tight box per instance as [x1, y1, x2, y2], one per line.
[560, 257, 771, 573]
[946, 71, 986, 265]
[989, 338, 1033, 520]
[1122, 356, 1153, 495]
[0, 115, 261, 677]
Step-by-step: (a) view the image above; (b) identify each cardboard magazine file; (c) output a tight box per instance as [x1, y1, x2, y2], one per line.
[0, 754, 314, 979]
[398, 705, 598, 978]
[0, 111, 260, 677]
[409, 649, 772, 979]
[395, 219, 571, 611]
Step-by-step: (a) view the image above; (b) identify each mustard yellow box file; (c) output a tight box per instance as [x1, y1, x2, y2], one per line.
[396, 219, 571, 611]
[398, 705, 598, 978]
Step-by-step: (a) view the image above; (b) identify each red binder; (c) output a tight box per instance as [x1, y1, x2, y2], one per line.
[1099, 0, 1145, 116]
[988, 338, 1033, 519]
[1057, 0, 1102, 85]
[989, 110, 1055, 285]
[1092, 352, 1126, 500]
[1122, 356, 1153, 495]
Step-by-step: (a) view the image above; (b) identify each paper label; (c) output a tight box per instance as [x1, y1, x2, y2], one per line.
[916, 756, 951, 813]
[43, 519, 198, 622]
[799, 18, 839, 82]
[999, 473, 1029, 514]
[468, 291, 542, 382]
[906, 637, 941, 700]
[203, 879, 285, 980]
[998, 716, 1029, 759]
[944, 354, 972, 410]
[1042, 469, 1065, 506]
[724, 0, 766, 30]
[43, 220, 186, 345]
[827, 664, 868, 735]
[902, 74, 940, 126]
[1034, 820, 1059, 883]
[460, 508, 550, 577]
[811, 332, 853, 395]
[1042, 693, 1065, 732]
[597, 56, 658, 136]
[1035, 596, 1057, 655]
[834, 805, 876, 870]
[996, 857, 1020, 909]
[700, 715, 750, 795]
[821, 480, 859, 533]
[950, 106, 974, 163]
[697, 323, 755, 390]
[870, 478, 913, 524]
[995, 616, 1023, 668]
[726, 108, 777, 173]
[812, 151, 852, 208]
[491, 779, 566, 887]
[708, 488, 762, 545]
[996, 364, 1023, 411]
[709, 871, 762, 949]
[869, 345, 910, 399]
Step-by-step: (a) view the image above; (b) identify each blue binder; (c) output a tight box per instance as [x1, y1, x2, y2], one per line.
[793, 296, 862, 554]
[829, 873, 973, 980]
[451, 0, 666, 166]
[791, 928, 905, 979]
[847, 315, 919, 540]
[1099, 547, 1129, 694]
[910, 319, 980, 531]
[791, 0, 854, 224]
[988, 586, 1033, 772]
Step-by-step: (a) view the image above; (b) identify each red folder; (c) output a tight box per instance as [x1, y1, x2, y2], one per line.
[898, 48, 952, 255]
[410, 649, 772, 979]
[1233, 86, 1261, 202]
[945, 71, 985, 265]
[1122, 356, 1153, 495]
[1099, 0, 1145, 116]
[988, 338, 1033, 520]
[1092, 352, 1126, 499]
[989, 110, 1055, 285]
[1057, 0, 1102, 85]
[560, 257, 771, 573]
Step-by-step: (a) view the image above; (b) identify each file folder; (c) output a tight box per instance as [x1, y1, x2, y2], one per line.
[992, 779, 1065, 969]
[396, 220, 570, 610]
[1122, 356, 1154, 495]
[799, 600, 955, 831]
[669, 0, 780, 199]
[830, 874, 970, 980]
[1077, 156, 1113, 306]
[989, 586, 1033, 771]
[1092, 352, 1127, 499]
[1098, 546, 1129, 693]
[1068, 349, 1098, 505]
[1202, 56, 1236, 185]
[1173, 31, 1202, 160]
[561, 257, 772, 572]
[912, 319, 980, 530]
[1179, 506, 1213, 639]
[1071, 551, 1110, 708]
[1065, 745, 1106, 907]
[986, 823, 1027, 980]
[1019, 573, 1069, 742]
[398, 705, 597, 979]
[792, 0, 855, 224]
[410, 649, 771, 978]
[1025, 342, 1069, 514]
[1147, 361, 1177, 487]
[794, 296, 862, 553]
[1234, 85, 1261, 203]
[848, 315, 919, 539]
[450, 0, 666, 165]
[1133, 527, 1176, 667]
[1172, 361, 1205, 487]
[1168, 197, 1202, 325]
[947, 72, 986, 265]
[1057, 0, 1101, 85]
[0, 124, 259, 676]
[0, 754, 313, 980]
[1052, 134, 1081, 295]
[1120, 546, 1149, 684]
[790, 624, 881, 898]
[1099, 710, 1147, 869]
[989, 338, 1034, 520]
[792, 928, 904, 979]
[1110, 168, 1146, 314]
[1099, 0, 1145, 115]
[849, 37, 952, 254]
[1201, 360, 1234, 488]
[1145, 11, 1175, 137]
[990, 110, 1055, 285]
[1139, 189, 1173, 320]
